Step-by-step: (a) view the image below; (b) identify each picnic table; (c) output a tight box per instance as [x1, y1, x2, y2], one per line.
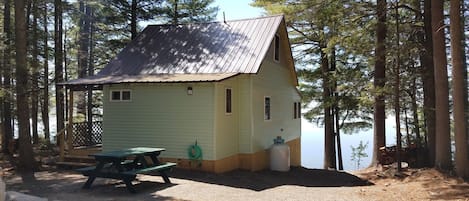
[76, 147, 177, 193]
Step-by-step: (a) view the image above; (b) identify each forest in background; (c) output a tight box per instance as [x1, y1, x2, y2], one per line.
[2, 0, 469, 180]
[252, 0, 469, 177]
[0, 0, 219, 173]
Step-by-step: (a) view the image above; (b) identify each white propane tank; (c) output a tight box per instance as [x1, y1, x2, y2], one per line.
[270, 136, 290, 171]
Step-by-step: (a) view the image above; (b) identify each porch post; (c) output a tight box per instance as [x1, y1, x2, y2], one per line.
[67, 90, 74, 150]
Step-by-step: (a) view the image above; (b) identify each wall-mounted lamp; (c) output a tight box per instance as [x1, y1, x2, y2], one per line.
[187, 86, 193, 95]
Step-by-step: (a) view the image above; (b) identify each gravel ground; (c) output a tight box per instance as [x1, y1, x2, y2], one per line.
[3, 167, 469, 201]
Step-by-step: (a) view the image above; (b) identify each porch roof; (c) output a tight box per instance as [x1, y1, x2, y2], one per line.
[63, 73, 239, 86]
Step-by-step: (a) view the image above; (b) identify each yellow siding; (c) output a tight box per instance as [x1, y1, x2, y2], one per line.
[251, 25, 302, 152]
[237, 75, 253, 153]
[102, 83, 215, 160]
[213, 77, 240, 159]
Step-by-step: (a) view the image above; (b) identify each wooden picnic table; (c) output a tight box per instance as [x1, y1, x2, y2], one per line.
[76, 147, 177, 193]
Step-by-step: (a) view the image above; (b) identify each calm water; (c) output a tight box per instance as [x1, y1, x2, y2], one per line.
[301, 118, 397, 170]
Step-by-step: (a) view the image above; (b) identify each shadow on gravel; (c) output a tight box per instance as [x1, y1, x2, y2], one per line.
[170, 167, 373, 191]
[5, 170, 178, 201]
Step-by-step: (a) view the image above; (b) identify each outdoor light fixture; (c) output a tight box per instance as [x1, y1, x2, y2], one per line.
[187, 87, 193, 95]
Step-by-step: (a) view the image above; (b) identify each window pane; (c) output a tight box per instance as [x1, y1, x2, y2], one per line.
[226, 88, 232, 113]
[274, 35, 280, 61]
[265, 97, 271, 120]
[122, 91, 131, 100]
[297, 102, 301, 119]
[111, 91, 121, 100]
[294, 102, 297, 119]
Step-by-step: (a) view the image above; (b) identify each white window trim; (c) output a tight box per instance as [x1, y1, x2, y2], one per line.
[273, 34, 280, 62]
[110, 89, 132, 102]
[225, 88, 232, 115]
[264, 96, 271, 121]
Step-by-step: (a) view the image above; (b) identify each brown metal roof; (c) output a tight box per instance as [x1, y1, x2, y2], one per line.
[64, 15, 285, 85]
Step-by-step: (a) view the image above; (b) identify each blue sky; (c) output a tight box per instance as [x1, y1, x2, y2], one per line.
[214, 0, 264, 21]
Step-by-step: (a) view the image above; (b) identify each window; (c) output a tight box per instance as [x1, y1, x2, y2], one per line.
[264, 96, 271, 120]
[111, 91, 121, 101]
[294, 102, 297, 119]
[110, 90, 132, 102]
[297, 102, 301, 118]
[274, 34, 280, 62]
[294, 102, 301, 119]
[122, 91, 131, 101]
[226, 88, 232, 114]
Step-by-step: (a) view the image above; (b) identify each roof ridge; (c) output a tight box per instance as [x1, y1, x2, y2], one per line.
[146, 15, 284, 27]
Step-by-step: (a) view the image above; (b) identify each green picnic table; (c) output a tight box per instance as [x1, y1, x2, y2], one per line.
[76, 147, 177, 193]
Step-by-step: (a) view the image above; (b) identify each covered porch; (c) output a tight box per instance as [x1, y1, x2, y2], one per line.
[56, 84, 104, 167]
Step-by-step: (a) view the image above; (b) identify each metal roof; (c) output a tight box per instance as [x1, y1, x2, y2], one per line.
[64, 73, 239, 85]
[64, 15, 285, 85]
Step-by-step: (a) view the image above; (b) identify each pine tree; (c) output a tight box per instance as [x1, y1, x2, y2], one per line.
[371, 0, 387, 166]
[55, 0, 65, 134]
[432, 0, 451, 170]
[160, 0, 218, 24]
[2, 0, 13, 154]
[450, 0, 469, 177]
[15, 0, 36, 173]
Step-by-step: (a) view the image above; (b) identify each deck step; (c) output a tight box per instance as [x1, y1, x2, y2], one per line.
[64, 155, 94, 160]
[62, 155, 96, 164]
[55, 161, 95, 168]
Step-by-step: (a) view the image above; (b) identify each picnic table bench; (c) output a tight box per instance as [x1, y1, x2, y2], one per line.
[76, 147, 177, 193]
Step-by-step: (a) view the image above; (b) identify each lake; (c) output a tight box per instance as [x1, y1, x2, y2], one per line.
[301, 117, 397, 170]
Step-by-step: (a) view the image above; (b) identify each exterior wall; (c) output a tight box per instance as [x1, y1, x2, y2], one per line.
[213, 77, 240, 160]
[102, 82, 216, 160]
[161, 137, 300, 173]
[100, 21, 300, 173]
[250, 26, 302, 153]
[237, 75, 253, 154]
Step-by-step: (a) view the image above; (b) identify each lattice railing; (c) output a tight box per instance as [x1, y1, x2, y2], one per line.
[71, 121, 103, 147]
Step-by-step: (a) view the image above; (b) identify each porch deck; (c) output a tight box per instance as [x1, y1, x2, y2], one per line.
[56, 121, 103, 167]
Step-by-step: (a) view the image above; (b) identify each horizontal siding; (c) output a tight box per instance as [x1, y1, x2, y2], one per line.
[102, 83, 215, 160]
[214, 78, 240, 159]
[251, 28, 301, 151]
[238, 75, 252, 153]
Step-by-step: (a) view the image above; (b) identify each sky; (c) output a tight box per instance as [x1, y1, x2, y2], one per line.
[214, 0, 265, 21]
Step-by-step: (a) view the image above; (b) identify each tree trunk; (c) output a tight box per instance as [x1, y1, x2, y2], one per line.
[410, 75, 423, 167]
[322, 41, 335, 170]
[432, 0, 451, 170]
[42, 0, 50, 140]
[55, 0, 65, 134]
[394, 2, 402, 172]
[76, 0, 88, 116]
[335, 100, 343, 170]
[422, 0, 436, 167]
[2, 0, 13, 154]
[86, 4, 94, 144]
[31, 0, 40, 144]
[332, 46, 343, 171]
[371, 0, 387, 166]
[450, 0, 469, 177]
[15, 0, 36, 173]
[131, 0, 137, 39]
[172, 0, 179, 25]
[404, 108, 410, 147]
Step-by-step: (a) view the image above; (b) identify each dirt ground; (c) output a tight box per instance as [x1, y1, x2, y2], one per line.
[2, 163, 469, 201]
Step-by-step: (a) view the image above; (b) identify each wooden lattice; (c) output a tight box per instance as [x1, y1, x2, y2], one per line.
[71, 121, 103, 147]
